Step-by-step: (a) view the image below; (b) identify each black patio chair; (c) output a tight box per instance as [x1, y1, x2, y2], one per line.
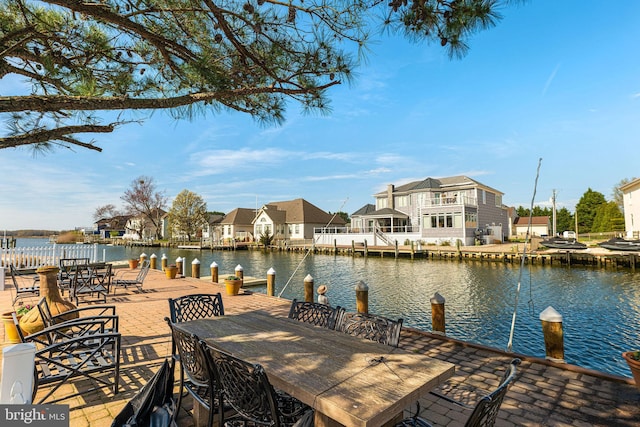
[287, 298, 343, 329]
[168, 293, 225, 323]
[167, 293, 225, 379]
[9, 264, 39, 304]
[37, 297, 118, 334]
[112, 259, 150, 293]
[58, 258, 90, 296]
[13, 312, 121, 404]
[165, 318, 223, 427]
[396, 358, 522, 427]
[70, 263, 111, 304]
[204, 342, 313, 427]
[334, 311, 403, 347]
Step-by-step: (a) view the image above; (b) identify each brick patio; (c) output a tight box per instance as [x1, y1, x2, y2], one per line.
[1, 267, 638, 426]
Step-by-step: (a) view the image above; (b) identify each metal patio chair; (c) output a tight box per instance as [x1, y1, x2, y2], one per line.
[70, 263, 111, 304]
[112, 259, 150, 293]
[168, 293, 225, 323]
[9, 264, 40, 304]
[37, 297, 118, 334]
[58, 257, 90, 296]
[334, 311, 404, 347]
[13, 312, 121, 404]
[397, 358, 522, 427]
[287, 298, 343, 329]
[204, 342, 313, 427]
[165, 318, 223, 427]
[167, 293, 225, 377]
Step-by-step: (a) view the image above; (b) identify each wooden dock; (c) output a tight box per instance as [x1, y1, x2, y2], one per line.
[251, 243, 640, 270]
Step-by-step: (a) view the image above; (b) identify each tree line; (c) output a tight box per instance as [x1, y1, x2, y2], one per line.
[516, 179, 634, 235]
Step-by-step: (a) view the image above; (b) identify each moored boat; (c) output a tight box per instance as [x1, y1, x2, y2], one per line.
[540, 237, 587, 250]
[598, 237, 640, 252]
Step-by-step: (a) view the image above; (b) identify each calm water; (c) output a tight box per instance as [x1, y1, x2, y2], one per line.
[17, 238, 640, 377]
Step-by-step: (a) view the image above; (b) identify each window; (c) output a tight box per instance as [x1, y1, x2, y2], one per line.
[480, 189, 486, 204]
[255, 225, 262, 234]
[423, 213, 462, 229]
[495, 194, 502, 207]
[395, 195, 409, 207]
[294, 224, 300, 234]
[288, 225, 293, 234]
[465, 212, 478, 227]
[377, 198, 388, 209]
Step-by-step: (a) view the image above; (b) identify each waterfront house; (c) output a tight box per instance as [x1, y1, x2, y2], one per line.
[320, 176, 509, 246]
[94, 215, 131, 239]
[220, 208, 257, 243]
[513, 216, 551, 237]
[123, 208, 166, 240]
[620, 177, 640, 239]
[252, 198, 346, 244]
[201, 213, 224, 243]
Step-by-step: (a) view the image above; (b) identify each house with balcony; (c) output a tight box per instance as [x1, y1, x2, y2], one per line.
[319, 176, 510, 247]
[253, 198, 346, 244]
[621, 177, 640, 238]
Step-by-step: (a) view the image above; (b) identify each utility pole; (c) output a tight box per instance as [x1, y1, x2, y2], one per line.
[551, 189, 557, 236]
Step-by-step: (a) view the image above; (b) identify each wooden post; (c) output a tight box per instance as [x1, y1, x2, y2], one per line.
[191, 258, 200, 279]
[140, 252, 147, 265]
[395, 240, 399, 259]
[334, 239, 337, 255]
[210, 261, 218, 283]
[235, 264, 244, 285]
[149, 253, 157, 269]
[175, 257, 183, 277]
[410, 241, 415, 260]
[352, 240, 355, 257]
[540, 306, 564, 362]
[161, 254, 168, 271]
[267, 268, 276, 296]
[364, 240, 368, 257]
[304, 274, 314, 302]
[430, 292, 446, 335]
[355, 280, 369, 314]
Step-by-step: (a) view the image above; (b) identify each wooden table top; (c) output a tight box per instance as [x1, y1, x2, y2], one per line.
[176, 310, 455, 427]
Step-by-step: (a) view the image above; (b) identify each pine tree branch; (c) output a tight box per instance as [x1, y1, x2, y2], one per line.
[0, 124, 113, 150]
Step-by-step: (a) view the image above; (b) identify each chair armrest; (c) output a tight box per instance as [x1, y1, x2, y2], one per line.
[24, 316, 120, 346]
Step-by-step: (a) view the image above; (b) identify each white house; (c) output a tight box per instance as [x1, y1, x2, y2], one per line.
[344, 176, 510, 246]
[513, 216, 550, 237]
[252, 198, 346, 243]
[621, 177, 640, 238]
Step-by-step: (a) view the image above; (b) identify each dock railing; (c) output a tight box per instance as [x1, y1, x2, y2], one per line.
[0, 243, 98, 269]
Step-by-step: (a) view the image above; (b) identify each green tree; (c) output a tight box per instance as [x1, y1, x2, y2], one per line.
[575, 188, 606, 234]
[168, 189, 208, 241]
[1, 1, 505, 152]
[591, 201, 624, 233]
[121, 176, 167, 239]
[555, 207, 574, 234]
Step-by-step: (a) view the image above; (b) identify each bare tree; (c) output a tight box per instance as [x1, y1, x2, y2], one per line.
[612, 177, 637, 212]
[93, 204, 122, 222]
[121, 176, 167, 239]
[0, 1, 504, 152]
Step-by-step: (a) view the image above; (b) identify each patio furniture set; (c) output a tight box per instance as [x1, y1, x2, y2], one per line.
[9, 258, 151, 306]
[7, 270, 521, 426]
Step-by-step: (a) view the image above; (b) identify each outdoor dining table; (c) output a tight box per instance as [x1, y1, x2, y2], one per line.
[175, 310, 455, 427]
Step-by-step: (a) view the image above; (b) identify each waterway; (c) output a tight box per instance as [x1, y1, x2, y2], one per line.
[15, 238, 640, 377]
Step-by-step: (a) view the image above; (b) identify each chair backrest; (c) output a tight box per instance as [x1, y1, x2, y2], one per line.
[37, 297, 53, 327]
[168, 293, 225, 323]
[135, 260, 151, 283]
[287, 299, 342, 329]
[204, 343, 282, 427]
[464, 358, 521, 427]
[335, 311, 403, 347]
[165, 318, 210, 388]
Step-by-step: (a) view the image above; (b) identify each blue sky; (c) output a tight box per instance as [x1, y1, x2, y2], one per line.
[2, 1, 640, 230]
